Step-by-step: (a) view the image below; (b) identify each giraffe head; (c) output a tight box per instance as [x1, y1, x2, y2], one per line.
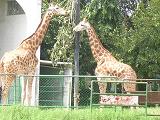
[47, 4, 69, 16]
[73, 18, 91, 32]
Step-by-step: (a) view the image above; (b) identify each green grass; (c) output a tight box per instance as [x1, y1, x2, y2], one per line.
[0, 105, 160, 120]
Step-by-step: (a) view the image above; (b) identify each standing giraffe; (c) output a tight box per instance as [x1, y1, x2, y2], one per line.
[73, 18, 137, 100]
[0, 4, 68, 106]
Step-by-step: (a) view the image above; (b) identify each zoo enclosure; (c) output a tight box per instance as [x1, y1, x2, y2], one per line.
[0, 75, 160, 109]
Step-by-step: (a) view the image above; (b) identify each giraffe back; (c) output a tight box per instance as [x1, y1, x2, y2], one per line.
[1, 48, 38, 75]
[95, 60, 137, 80]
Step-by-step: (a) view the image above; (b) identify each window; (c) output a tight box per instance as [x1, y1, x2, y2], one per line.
[7, 0, 25, 15]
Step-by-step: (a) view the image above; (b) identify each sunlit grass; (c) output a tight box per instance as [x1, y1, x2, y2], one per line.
[0, 105, 159, 120]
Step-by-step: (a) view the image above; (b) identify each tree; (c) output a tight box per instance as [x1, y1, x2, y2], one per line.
[41, 0, 160, 79]
[40, 0, 74, 63]
[111, 0, 160, 78]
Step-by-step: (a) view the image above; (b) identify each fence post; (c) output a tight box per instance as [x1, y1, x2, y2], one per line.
[72, 0, 80, 108]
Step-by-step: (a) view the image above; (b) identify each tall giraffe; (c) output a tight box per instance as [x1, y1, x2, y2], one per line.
[0, 4, 68, 106]
[73, 18, 137, 99]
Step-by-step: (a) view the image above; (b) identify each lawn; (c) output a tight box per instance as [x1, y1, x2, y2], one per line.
[0, 106, 159, 120]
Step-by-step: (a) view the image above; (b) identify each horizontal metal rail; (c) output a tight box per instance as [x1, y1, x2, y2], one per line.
[92, 93, 147, 96]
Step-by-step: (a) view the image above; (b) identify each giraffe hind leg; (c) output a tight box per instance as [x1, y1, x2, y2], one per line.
[1, 75, 15, 105]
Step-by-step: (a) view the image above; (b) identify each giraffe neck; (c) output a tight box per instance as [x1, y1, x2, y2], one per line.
[86, 26, 117, 63]
[18, 11, 53, 52]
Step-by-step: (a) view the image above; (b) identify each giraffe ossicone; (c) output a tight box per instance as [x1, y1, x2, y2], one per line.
[0, 4, 69, 106]
[73, 18, 137, 101]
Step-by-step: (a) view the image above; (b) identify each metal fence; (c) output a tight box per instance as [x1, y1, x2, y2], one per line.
[0, 74, 160, 113]
[90, 80, 148, 116]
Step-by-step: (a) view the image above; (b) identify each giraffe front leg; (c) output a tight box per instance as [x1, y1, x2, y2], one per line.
[21, 79, 27, 105]
[26, 75, 34, 106]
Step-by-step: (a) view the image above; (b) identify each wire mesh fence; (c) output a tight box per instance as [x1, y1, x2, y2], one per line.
[0, 74, 160, 118]
[0, 74, 160, 110]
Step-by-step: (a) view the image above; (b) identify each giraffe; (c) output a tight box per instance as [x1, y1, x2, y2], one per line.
[73, 18, 137, 101]
[0, 4, 68, 106]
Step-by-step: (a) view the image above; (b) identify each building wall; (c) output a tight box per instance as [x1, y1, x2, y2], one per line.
[0, 15, 27, 56]
[0, 0, 27, 57]
[0, 0, 41, 58]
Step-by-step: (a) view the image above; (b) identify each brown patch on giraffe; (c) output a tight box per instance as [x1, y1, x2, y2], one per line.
[99, 52, 103, 56]
[94, 39, 99, 43]
[39, 29, 43, 35]
[95, 44, 98, 48]
[28, 40, 32, 45]
[42, 24, 46, 29]
[35, 38, 39, 45]
[101, 49, 105, 53]
[96, 49, 100, 53]
[38, 34, 42, 39]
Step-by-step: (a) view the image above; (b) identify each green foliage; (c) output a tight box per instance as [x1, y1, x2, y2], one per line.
[41, 0, 74, 63]
[111, 0, 160, 78]
[49, 18, 74, 63]
[41, 0, 160, 78]
[82, 0, 122, 29]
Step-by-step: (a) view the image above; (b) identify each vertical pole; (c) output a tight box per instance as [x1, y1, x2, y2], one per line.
[72, 0, 80, 108]
[63, 64, 72, 108]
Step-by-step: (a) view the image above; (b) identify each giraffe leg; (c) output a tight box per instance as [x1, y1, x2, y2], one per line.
[1, 86, 9, 105]
[123, 82, 136, 93]
[21, 79, 27, 105]
[123, 82, 138, 109]
[26, 75, 34, 106]
[98, 80, 107, 104]
[1, 75, 15, 105]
